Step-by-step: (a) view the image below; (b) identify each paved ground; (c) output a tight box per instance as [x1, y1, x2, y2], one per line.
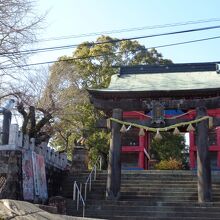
[0, 199, 103, 220]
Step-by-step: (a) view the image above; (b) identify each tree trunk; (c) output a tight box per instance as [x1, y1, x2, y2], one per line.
[29, 106, 36, 138]
[106, 108, 122, 200]
[196, 106, 212, 203]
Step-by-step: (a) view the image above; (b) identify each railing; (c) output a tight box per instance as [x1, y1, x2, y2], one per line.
[0, 124, 68, 170]
[144, 148, 151, 160]
[84, 155, 102, 201]
[73, 181, 85, 218]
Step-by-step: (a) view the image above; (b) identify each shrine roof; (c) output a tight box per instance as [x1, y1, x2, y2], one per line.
[88, 62, 220, 98]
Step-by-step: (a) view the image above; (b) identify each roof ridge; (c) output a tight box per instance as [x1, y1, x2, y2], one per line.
[119, 61, 219, 75]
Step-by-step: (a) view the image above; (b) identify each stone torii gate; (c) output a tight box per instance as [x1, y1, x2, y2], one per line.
[88, 62, 220, 203]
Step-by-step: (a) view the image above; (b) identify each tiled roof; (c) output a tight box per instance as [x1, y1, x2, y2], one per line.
[88, 62, 220, 98]
[102, 70, 220, 92]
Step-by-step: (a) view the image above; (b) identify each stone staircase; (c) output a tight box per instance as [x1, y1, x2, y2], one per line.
[61, 170, 220, 219]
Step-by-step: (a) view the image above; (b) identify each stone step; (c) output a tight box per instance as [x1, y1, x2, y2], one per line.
[88, 190, 220, 198]
[89, 185, 220, 190]
[85, 199, 220, 207]
[120, 176, 198, 179]
[65, 170, 220, 176]
[61, 175, 220, 186]
[61, 185, 220, 198]
[94, 179, 219, 183]
[68, 209, 220, 219]
[62, 179, 204, 187]
[65, 194, 220, 202]
[66, 199, 220, 219]
[86, 194, 220, 201]
[92, 181, 220, 186]
[119, 192, 218, 197]
[66, 205, 220, 220]
[85, 204, 220, 212]
[62, 182, 207, 188]
[120, 170, 220, 175]
[90, 184, 220, 190]
[113, 217, 220, 220]
[63, 182, 203, 187]
[86, 216, 220, 220]
[62, 170, 220, 219]
[69, 212, 220, 220]
[119, 195, 220, 201]
[84, 209, 220, 217]
[64, 187, 201, 193]
[70, 176, 220, 182]
[120, 179, 218, 182]
[64, 170, 220, 176]
[119, 188, 220, 192]
[68, 170, 197, 174]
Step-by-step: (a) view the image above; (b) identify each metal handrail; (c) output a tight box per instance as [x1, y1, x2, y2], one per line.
[144, 148, 151, 160]
[84, 155, 102, 201]
[73, 181, 85, 218]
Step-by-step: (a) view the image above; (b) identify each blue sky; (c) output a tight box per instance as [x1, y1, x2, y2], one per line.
[33, 0, 220, 65]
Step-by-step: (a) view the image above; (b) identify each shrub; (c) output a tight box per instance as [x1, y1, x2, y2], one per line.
[150, 133, 185, 161]
[154, 158, 183, 170]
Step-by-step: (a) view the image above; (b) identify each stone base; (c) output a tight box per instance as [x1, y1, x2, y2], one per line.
[72, 147, 88, 170]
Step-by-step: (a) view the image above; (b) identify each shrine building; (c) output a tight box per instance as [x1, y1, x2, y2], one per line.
[89, 62, 220, 170]
[88, 61, 220, 202]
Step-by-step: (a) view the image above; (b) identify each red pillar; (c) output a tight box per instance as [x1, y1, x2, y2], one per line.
[189, 131, 196, 169]
[138, 151, 145, 169]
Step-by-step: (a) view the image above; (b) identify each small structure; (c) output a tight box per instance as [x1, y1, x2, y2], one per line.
[88, 62, 220, 202]
[72, 146, 88, 171]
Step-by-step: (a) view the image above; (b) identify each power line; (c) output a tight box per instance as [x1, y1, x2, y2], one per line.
[1, 34, 220, 70]
[151, 35, 220, 50]
[2, 24, 220, 56]
[37, 17, 220, 42]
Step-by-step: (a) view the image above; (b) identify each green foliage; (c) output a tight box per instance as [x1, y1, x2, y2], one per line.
[45, 35, 172, 164]
[88, 131, 109, 169]
[154, 159, 183, 170]
[150, 133, 186, 162]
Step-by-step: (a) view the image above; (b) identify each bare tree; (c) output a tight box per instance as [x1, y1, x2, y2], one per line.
[0, 0, 45, 100]
[0, 1, 57, 145]
[11, 68, 56, 143]
[0, 66, 55, 144]
[0, 0, 44, 67]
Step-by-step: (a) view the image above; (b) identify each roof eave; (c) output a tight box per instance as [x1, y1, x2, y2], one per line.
[88, 88, 220, 99]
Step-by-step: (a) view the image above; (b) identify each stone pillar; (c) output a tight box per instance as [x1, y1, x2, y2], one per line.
[196, 106, 212, 203]
[106, 108, 122, 200]
[2, 110, 12, 145]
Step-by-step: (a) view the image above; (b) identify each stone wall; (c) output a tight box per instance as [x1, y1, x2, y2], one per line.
[0, 150, 22, 199]
[0, 150, 66, 201]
